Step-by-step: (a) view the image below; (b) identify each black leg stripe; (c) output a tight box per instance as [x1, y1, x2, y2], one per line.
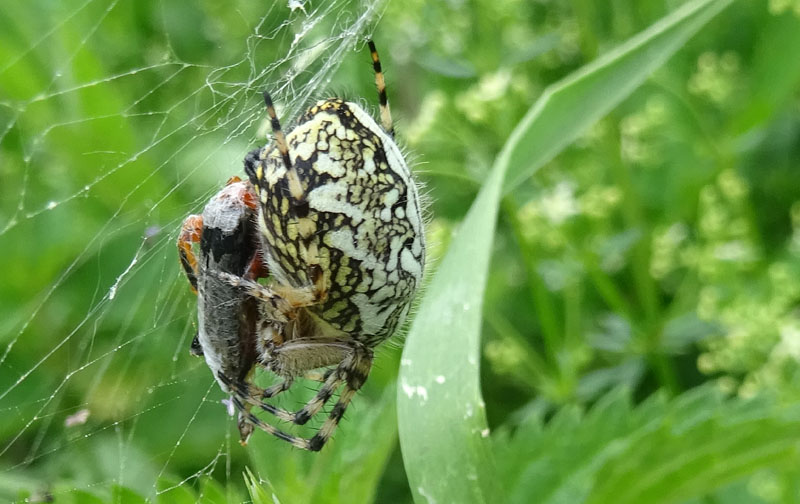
[273, 430, 296, 443]
[368, 40, 381, 72]
[232, 396, 247, 411]
[294, 410, 312, 425]
[259, 402, 281, 417]
[308, 434, 325, 452]
[330, 402, 347, 423]
[319, 387, 333, 403]
[347, 369, 368, 388]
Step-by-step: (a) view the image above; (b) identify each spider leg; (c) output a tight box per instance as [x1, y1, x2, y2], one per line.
[368, 40, 394, 137]
[223, 371, 315, 445]
[226, 369, 337, 448]
[244, 92, 328, 303]
[219, 372, 294, 401]
[305, 344, 372, 451]
[222, 338, 350, 422]
[303, 368, 336, 383]
[225, 373, 294, 446]
[246, 92, 309, 226]
[210, 271, 314, 324]
[228, 342, 372, 451]
[232, 396, 312, 450]
[225, 364, 341, 424]
[221, 367, 336, 400]
[263, 92, 305, 207]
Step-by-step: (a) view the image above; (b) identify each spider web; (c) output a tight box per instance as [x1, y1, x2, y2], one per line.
[0, 0, 392, 499]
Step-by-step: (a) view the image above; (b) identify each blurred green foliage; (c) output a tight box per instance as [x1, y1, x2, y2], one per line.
[1, 0, 800, 503]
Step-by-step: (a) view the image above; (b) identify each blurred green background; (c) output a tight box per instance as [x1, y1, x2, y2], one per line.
[2, 0, 800, 502]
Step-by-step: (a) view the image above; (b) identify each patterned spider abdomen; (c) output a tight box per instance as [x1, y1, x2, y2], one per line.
[245, 98, 425, 346]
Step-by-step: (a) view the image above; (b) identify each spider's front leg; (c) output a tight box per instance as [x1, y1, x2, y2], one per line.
[243, 91, 330, 305]
[220, 364, 337, 444]
[213, 271, 324, 326]
[225, 367, 334, 445]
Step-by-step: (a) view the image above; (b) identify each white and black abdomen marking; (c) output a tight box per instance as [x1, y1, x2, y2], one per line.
[246, 99, 425, 345]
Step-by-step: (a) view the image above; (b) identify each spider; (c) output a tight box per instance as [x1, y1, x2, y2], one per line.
[178, 40, 425, 451]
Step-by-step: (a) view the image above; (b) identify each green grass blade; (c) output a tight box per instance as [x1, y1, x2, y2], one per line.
[397, 1, 733, 503]
[398, 165, 506, 504]
[502, 0, 734, 193]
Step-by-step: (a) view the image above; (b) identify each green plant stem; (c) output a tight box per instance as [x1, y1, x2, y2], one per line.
[484, 310, 550, 393]
[580, 248, 636, 321]
[605, 119, 678, 392]
[502, 197, 562, 367]
[647, 346, 680, 395]
[608, 150, 661, 326]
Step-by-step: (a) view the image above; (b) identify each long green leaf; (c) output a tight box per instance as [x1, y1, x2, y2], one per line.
[502, 0, 734, 193]
[397, 1, 733, 503]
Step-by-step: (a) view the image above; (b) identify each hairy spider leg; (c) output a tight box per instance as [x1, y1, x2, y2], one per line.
[228, 343, 372, 451]
[223, 367, 337, 445]
[221, 364, 340, 424]
[368, 40, 394, 137]
[244, 92, 327, 303]
[229, 367, 335, 446]
[262, 92, 304, 206]
[219, 368, 335, 404]
[212, 271, 324, 324]
[304, 344, 372, 451]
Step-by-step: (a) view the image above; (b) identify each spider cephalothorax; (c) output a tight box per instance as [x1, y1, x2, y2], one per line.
[179, 41, 425, 451]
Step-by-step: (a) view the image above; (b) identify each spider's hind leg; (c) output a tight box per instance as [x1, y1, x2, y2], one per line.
[305, 343, 372, 451]
[221, 368, 334, 446]
[228, 340, 373, 451]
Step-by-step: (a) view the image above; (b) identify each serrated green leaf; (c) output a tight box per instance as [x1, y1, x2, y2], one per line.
[496, 386, 800, 504]
[244, 467, 279, 504]
[397, 1, 733, 503]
